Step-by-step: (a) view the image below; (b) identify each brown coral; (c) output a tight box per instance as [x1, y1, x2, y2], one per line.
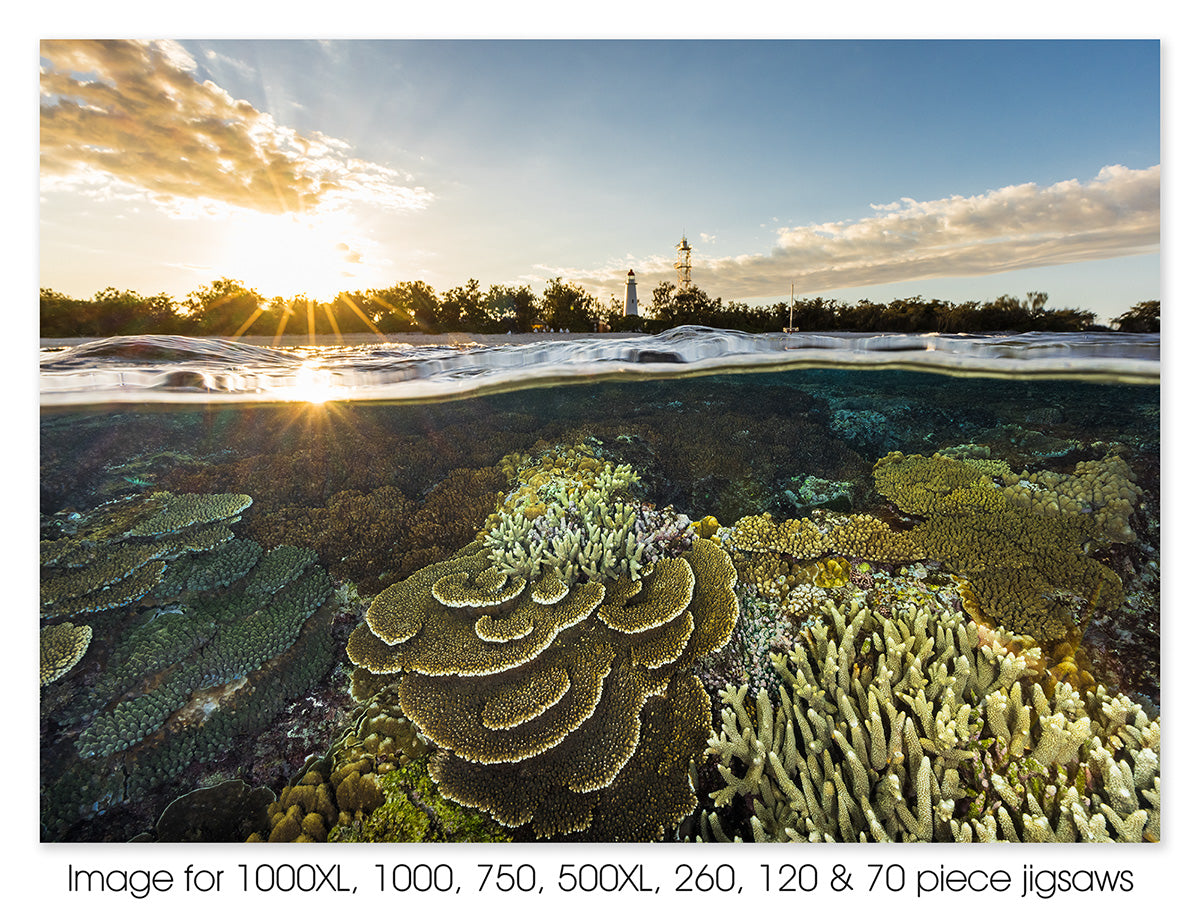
[346, 535, 738, 840]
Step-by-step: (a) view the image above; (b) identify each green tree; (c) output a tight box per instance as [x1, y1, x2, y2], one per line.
[41, 287, 185, 337]
[650, 281, 676, 320]
[483, 284, 538, 332]
[40, 288, 90, 337]
[183, 278, 266, 336]
[366, 281, 441, 332]
[540, 277, 599, 332]
[1113, 300, 1160, 332]
[439, 279, 486, 331]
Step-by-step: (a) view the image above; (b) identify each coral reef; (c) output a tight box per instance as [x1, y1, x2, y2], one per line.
[138, 780, 276, 842]
[39, 491, 337, 840]
[778, 475, 854, 514]
[872, 452, 1126, 647]
[725, 510, 923, 607]
[250, 684, 510, 843]
[37, 368, 1158, 846]
[40, 622, 93, 686]
[999, 450, 1143, 544]
[345, 482, 739, 840]
[697, 592, 1159, 843]
[241, 467, 508, 595]
[40, 491, 252, 619]
[482, 444, 692, 587]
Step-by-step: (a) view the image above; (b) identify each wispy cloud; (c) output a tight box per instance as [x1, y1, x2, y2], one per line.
[39, 39, 433, 218]
[564, 165, 1159, 299]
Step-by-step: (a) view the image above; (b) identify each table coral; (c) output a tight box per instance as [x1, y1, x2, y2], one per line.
[346, 504, 739, 840]
[40, 622, 92, 686]
[40, 490, 253, 619]
[873, 451, 1127, 646]
[39, 491, 336, 840]
[697, 592, 1159, 843]
[726, 510, 923, 612]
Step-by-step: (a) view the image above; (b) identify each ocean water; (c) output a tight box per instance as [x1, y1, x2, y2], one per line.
[38, 327, 1160, 843]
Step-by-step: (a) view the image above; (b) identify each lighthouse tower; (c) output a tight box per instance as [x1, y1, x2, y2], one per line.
[624, 269, 638, 317]
[674, 234, 693, 291]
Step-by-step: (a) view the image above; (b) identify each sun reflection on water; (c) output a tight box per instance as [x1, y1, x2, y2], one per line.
[286, 360, 336, 403]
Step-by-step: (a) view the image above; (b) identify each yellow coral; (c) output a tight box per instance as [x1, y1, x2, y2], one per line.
[40, 622, 92, 686]
[873, 451, 992, 515]
[876, 452, 1125, 646]
[1000, 450, 1143, 543]
[347, 531, 738, 840]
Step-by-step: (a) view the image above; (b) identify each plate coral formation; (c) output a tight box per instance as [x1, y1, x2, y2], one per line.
[345, 445, 739, 840]
[39, 490, 336, 838]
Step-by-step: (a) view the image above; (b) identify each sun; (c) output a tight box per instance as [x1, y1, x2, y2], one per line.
[216, 210, 371, 302]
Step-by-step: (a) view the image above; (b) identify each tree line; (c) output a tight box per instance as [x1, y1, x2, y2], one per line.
[39, 277, 1160, 339]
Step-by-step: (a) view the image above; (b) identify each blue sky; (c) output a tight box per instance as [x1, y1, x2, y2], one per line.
[37, 30, 1162, 323]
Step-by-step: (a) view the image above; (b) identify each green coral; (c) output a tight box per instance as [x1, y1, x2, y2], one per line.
[697, 592, 1159, 843]
[124, 492, 253, 537]
[152, 537, 263, 597]
[253, 684, 508, 843]
[329, 755, 512, 842]
[40, 491, 252, 619]
[40, 490, 335, 840]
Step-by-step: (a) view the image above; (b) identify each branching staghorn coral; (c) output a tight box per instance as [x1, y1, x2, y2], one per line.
[483, 444, 692, 586]
[698, 592, 1159, 843]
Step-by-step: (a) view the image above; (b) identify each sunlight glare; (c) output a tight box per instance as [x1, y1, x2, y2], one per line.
[218, 211, 368, 301]
[287, 360, 336, 403]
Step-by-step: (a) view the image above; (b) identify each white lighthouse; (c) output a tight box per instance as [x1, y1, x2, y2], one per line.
[624, 269, 638, 317]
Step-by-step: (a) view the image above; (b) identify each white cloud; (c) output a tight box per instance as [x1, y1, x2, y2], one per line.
[39, 39, 434, 219]
[562, 165, 1160, 299]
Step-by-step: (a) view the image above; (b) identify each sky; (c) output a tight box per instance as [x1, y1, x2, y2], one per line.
[38, 36, 1161, 323]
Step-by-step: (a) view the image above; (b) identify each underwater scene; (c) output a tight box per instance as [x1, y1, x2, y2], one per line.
[38, 328, 1160, 844]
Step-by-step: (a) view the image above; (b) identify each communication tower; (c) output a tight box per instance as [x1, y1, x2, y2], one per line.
[674, 234, 692, 291]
